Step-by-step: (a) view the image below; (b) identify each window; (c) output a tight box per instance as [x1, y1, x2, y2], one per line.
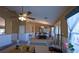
[0, 29, 5, 34]
[67, 12, 79, 52]
[0, 17, 5, 35]
[51, 27, 55, 37]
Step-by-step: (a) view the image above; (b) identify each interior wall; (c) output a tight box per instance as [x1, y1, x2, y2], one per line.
[26, 22, 32, 33]
[25, 22, 41, 33]
[5, 18, 12, 34]
[0, 7, 18, 34]
[25, 21, 51, 33]
[12, 18, 19, 33]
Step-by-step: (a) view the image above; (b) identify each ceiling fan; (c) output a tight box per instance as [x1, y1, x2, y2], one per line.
[18, 6, 36, 21]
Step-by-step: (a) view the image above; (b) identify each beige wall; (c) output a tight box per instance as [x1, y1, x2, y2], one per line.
[25, 22, 32, 33]
[25, 21, 51, 33]
[5, 18, 12, 34]
[25, 22, 41, 33]
[12, 18, 19, 33]
[0, 7, 19, 34]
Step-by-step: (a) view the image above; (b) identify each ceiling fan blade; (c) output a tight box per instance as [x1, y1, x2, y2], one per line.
[27, 11, 32, 15]
[27, 17, 36, 20]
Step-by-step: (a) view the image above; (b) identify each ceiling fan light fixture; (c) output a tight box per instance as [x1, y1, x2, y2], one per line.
[19, 13, 27, 17]
[27, 11, 32, 15]
[18, 12, 27, 21]
[18, 16, 26, 21]
[23, 13, 27, 17]
[18, 7, 33, 21]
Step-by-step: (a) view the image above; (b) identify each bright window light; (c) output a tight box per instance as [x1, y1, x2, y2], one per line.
[67, 12, 79, 53]
[18, 16, 26, 21]
[0, 29, 5, 34]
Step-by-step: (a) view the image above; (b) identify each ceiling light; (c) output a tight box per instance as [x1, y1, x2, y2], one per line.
[18, 6, 27, 21]
[18, 16, 26, 21]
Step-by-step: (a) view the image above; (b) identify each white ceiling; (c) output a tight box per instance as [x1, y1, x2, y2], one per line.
[6, 6, 68, 25]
